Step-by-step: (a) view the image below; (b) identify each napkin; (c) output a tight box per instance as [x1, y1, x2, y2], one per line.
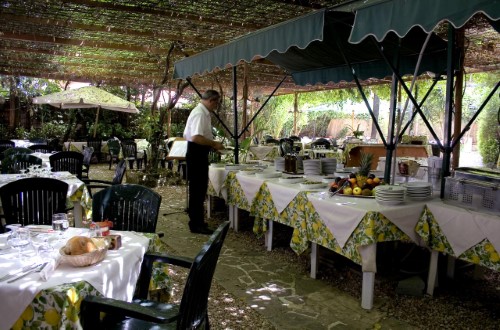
[39, 255, 61, 282]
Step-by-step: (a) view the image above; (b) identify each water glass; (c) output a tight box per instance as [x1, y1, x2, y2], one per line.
[7, 227, 31, 261]
[52, 213, 69, 238]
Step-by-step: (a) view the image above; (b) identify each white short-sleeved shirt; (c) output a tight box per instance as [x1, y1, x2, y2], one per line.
[183, 103, 212, 141]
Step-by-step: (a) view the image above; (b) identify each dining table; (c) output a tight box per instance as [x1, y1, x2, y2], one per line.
[0, 227, 164, 329]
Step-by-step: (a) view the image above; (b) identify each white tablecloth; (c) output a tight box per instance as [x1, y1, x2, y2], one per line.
[426, 201, 500, 256]
[208, 166, 229, 200]
[308, 193, 426, 248]
[0, 228, 149, 330]
[249, 146, 278, 160]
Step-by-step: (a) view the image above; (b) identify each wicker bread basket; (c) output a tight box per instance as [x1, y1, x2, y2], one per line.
[59, 238, 108, 267]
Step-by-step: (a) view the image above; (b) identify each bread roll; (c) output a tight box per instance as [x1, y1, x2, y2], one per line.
[64, 236, 97, 255]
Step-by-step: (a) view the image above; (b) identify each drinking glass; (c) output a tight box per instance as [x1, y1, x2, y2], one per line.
[7, 227, 31, 261]
[88, 222, 102, 238]
[52, 213, 69, 239]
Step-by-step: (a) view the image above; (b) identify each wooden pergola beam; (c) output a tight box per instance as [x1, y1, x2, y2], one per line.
[0, 13, 228, 47]
[63, 0, 267, 30]
[0, 45, 161, 64]
[0, 32, 172, 55]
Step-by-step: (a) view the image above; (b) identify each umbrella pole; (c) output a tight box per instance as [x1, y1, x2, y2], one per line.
[93, 106, 100, 138]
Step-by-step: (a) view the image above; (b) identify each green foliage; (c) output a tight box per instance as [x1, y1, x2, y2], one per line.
[477, 95, 499, 167]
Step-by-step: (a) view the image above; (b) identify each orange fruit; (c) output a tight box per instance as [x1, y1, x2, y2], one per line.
[366, 178, 373, 185]
[373, 177, 381, 184]
[348, 178, 356, 184]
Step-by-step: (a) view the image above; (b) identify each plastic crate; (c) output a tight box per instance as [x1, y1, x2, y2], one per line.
[444, 177, 500, 214]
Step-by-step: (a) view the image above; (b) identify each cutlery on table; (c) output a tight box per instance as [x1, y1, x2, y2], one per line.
[6, 262, 48, 283]
[0, 263, 41, 282]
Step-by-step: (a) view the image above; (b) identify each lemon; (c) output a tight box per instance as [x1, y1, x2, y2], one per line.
[490, 251, 499, 263]
[377, 233, 385, 241]
[484, 243, 495, 253]
[66, 306, 79, 322]
[365, 228, 373, 236]
[12, 318, 24, 330]
[292, 235, 300, 244]
[471, 255, 481, 264]
[67, 287, 78, 304]
[21, 305, 34, 321]
[44, 308, 61, 326]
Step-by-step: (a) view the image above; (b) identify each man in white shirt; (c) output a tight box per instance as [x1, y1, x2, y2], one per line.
[183, 90, 225, 234]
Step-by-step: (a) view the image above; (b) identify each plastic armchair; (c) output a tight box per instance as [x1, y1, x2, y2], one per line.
[28, 144, 54, 153]
[0, 177, 69, 231]
[1, 147, 34, 174]
[81, 222, 230, 329]
[91, 183, 162, 233]
[49, 151, 84, 179]
[121, 140, 146, 169]
[83, 160, 126, 197]
[0, 140, 15, 161]
[4, 154, 43, 174]
[86, 138, 103, 163]
[81, 146, 94, 179]
[107, 139, 121, 169]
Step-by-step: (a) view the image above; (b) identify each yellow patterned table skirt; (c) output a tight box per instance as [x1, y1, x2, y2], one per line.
[416, 205, 500, 271]
[12, 233, 168, 330]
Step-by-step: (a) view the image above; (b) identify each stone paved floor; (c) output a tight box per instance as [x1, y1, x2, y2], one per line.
[156, 195, 416, 330]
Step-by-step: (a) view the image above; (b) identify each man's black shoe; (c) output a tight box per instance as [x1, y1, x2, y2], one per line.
[190, 226, 214, 235]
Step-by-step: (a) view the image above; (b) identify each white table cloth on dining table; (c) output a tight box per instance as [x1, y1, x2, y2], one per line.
[0, 228, 150, 330]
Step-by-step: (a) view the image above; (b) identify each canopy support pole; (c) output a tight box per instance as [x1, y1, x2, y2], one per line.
[452, 81, 500, 150]
[372, 39, 444, 151]
[93, 106, 100, 138]
[238, 75, 287, 139]
[186, 78, 234, 138]
[332, 32, 387, 146]
[441, 24, 456, 197]
[397, 77, 441, 139]
[232, 67, 239, 164]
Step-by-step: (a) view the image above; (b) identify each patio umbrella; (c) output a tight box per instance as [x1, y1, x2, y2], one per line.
[33, 86, 139, 137]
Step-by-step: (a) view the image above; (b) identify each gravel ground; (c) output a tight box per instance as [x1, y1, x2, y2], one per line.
[91, 164, 500, 330]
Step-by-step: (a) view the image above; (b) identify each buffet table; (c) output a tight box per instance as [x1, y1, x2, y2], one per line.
[207, 166, 430, 309]
[207, 165, 500, 309]
[0, 228, 162, 329]
[416, 201, 500, 295]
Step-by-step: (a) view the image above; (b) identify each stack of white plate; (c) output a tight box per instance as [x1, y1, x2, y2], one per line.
[279, 176, 305, 184]
[374, 185, 406, 205]
[405, 182, 432, 200]
[320, 158, 337, 175]
[225, 164, 242, 171]
[303, 159, 321, 176]
[239, 168, 263, 176]
[255, 171, 282, 179]
[274, 158, 285, 172]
